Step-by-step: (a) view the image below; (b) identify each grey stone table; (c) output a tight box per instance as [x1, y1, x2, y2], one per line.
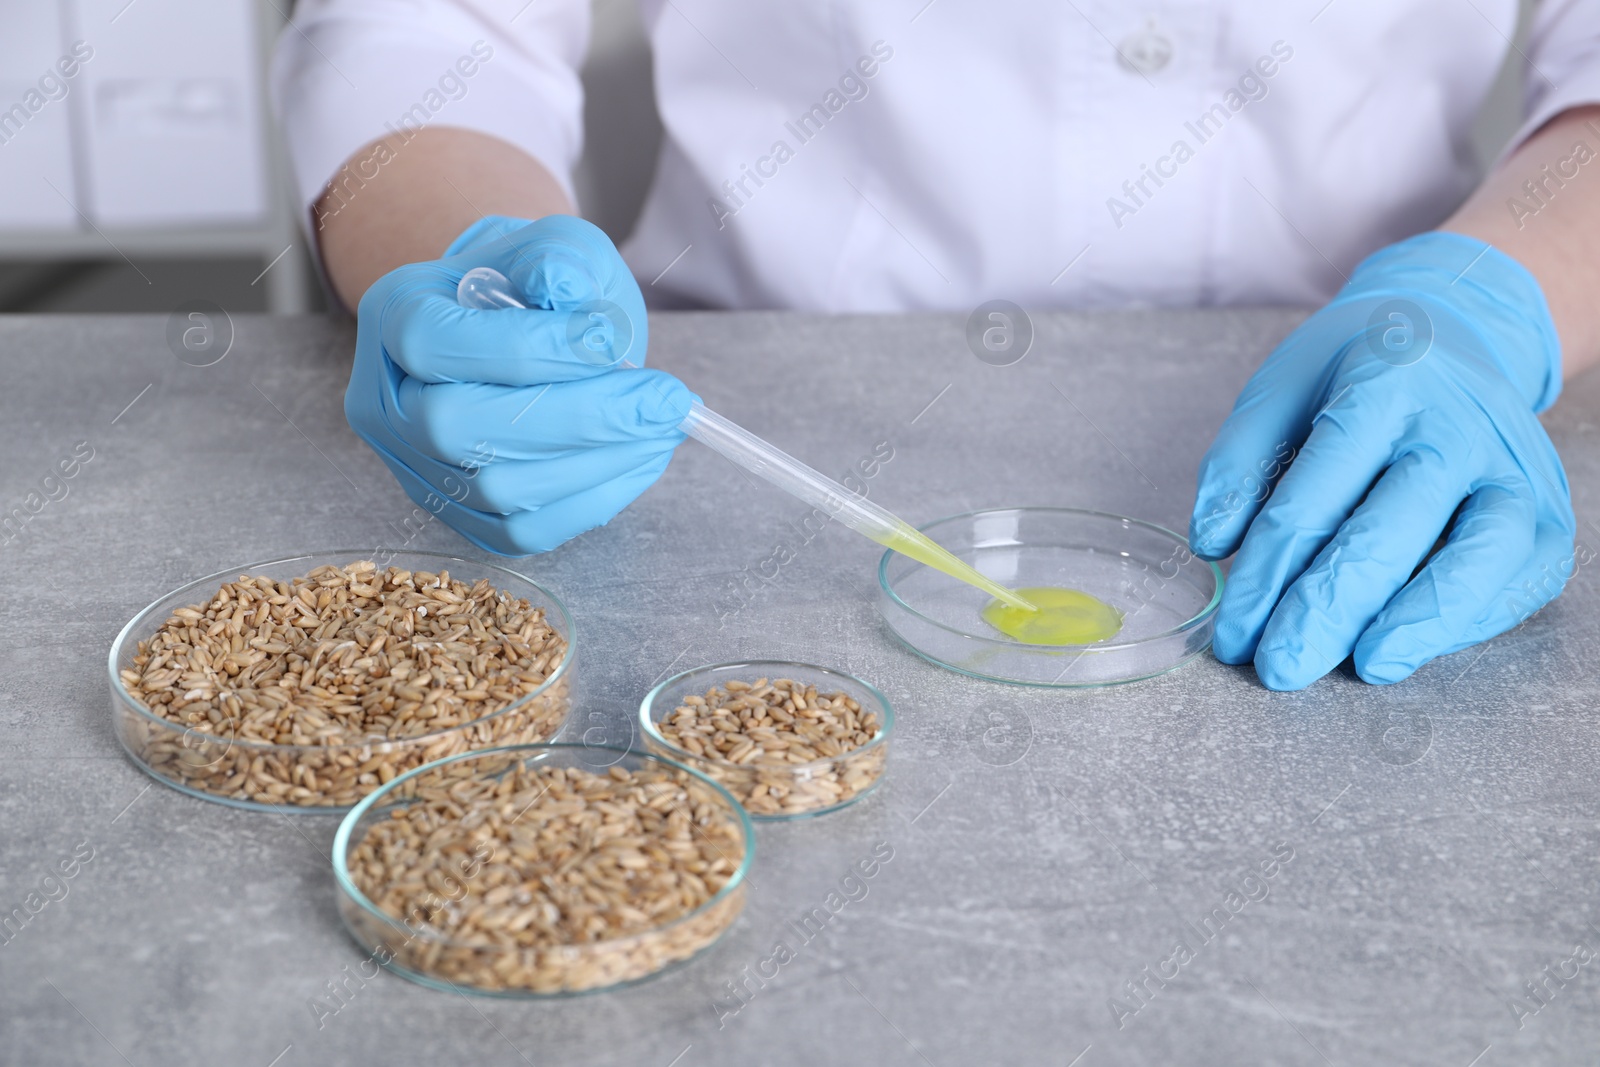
[2, 310, 1597, 1067]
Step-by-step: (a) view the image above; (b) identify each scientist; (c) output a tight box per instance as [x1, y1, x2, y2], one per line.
[272, 1, 1598, 691]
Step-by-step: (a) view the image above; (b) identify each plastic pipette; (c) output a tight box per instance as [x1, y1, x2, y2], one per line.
[455, 266, 1037, 612]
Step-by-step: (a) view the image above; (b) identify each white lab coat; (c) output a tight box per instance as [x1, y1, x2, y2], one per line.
[272, 1, 1600, 311]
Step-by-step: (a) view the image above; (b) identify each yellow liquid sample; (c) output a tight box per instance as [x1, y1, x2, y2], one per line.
[981, 586, 1123, 645]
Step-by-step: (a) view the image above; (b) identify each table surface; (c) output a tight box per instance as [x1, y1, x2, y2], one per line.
[2, 310, 1598, 1067]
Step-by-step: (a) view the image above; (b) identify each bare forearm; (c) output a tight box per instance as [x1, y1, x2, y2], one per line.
[313, 126, 571, 311]
[1445, 105, 1600, 380]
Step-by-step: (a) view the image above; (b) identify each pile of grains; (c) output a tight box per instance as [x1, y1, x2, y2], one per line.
[114, 561, 571, 808]
[650, 678, 887, 817]
[341, 760, 747, 993]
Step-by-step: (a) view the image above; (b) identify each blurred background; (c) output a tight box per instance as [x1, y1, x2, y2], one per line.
[0, 0, 1530, 315]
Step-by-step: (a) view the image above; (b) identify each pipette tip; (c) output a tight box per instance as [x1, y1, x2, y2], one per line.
[1000, 591, 1039, 613]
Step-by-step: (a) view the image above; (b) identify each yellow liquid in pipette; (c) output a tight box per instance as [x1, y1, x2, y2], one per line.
[879, 522, 1037, 611]
[981, 586, 1124, 645]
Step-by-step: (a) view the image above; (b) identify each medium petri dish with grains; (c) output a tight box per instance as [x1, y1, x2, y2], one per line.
[333, 744, 752, 996]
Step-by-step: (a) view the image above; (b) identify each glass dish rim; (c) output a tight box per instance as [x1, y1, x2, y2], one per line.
[330, 742, 756, 960]
[106, 550, 577, 755]
[638, 659, 895, 774]
[876, 506, 1224, 651]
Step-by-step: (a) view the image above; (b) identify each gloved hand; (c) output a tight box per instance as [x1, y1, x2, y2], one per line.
[1189, 231, 1575, 690]
[346, 214, 695, 555]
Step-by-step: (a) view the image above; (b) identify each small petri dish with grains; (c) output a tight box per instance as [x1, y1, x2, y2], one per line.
[333, 744, 753, 996]
[109, 553, 575, 814]
[639, 661, 893, 820]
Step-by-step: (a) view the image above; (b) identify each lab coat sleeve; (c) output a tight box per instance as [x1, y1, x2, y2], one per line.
[268, 0, 589, 227]
[1512, 0, 1600, 146]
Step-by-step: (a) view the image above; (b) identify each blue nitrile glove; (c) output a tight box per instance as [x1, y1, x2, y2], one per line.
[1189, 231, 1574, 690]
[346, 214, 696, 555]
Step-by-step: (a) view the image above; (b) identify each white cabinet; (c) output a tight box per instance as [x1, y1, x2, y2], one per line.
[71, 0, 268, 227]
[0, 5, 82, 230]
[0, 1, 307, 311]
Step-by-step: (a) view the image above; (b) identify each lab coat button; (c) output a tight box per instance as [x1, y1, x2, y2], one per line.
[1117, 21, 1172, 74]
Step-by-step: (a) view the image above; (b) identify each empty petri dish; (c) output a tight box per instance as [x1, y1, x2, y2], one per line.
[876, 507, 1222, 687]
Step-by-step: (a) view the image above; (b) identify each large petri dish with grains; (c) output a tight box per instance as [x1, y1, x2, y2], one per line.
[108, 553, 575, 814]
[333, 745, 753, 996]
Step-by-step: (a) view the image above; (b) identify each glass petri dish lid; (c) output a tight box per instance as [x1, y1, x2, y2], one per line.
[877, 507, 1222, 687]
[332, 744, 754, 997]
[108, 552, 576, 814]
